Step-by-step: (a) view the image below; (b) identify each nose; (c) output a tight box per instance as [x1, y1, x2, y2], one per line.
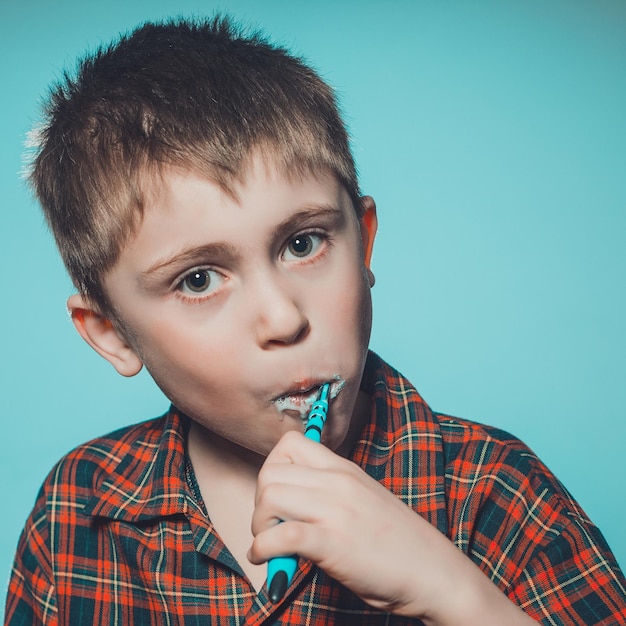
[251, 273, 310, 348]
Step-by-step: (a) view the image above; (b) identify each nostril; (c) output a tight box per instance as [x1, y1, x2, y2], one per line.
[267, 316, 310, 347]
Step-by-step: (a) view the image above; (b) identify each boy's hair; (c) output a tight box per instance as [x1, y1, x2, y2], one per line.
[28, 16, 360, 316]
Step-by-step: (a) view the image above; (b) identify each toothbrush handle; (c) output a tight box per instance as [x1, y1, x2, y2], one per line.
[267, 383, 330, 602]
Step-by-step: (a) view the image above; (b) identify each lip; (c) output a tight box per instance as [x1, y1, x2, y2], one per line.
[271, 376, 345, 420]
[274, 380, 325, 402]
[272, 376, 344, 404]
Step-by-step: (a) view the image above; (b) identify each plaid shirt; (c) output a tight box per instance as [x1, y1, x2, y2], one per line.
[6, 352, 626, 625]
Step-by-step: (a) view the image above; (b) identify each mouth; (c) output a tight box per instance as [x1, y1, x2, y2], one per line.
[272, 377, 345, 421]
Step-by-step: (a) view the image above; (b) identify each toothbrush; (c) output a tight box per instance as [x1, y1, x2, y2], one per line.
[267, 383, 330, 603]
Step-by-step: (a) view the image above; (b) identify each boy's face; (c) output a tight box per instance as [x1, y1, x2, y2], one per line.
[79, 159, 377, 458]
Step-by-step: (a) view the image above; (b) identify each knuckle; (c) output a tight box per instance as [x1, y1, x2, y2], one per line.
[280, 521, 306, 547]
[256, 481, 283, 510]
[334, 468, 360, 493]
[279, 430, 304, 450]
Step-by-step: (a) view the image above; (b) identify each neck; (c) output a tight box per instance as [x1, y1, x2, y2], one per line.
[187, 420, 265, 482]
[185, 419, 268, 592]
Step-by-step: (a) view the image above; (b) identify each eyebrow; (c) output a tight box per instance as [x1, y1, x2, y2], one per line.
[139, 242, 239, 287]
[271, 204, 345, 244]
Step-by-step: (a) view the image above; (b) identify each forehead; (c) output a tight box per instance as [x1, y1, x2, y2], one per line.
[141, 156, 350, 220]
[142, 146, 352, 206]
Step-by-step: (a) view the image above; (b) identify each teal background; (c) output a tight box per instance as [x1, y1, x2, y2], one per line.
[1, 0, 625, 608]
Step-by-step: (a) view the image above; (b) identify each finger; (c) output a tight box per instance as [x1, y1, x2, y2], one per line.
[265, 430, 343, 469]
[248, 518, 323, 565]
[250, 506, 355, 570]
[252, 476, 338, 535]
[254, 451, 367, 522]
[255, 461, 329, 502]
[256, 431, 359, 506]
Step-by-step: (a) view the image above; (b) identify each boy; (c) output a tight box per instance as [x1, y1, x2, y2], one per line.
[6, 15, 626, 625]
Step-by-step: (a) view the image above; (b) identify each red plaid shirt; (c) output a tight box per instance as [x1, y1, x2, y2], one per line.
[6, 352, 626, 625]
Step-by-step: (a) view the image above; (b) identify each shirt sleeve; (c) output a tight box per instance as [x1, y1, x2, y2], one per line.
[441, 419, 626, 625]
[508, 510, 626, 625]
[5, 487, 59, 626]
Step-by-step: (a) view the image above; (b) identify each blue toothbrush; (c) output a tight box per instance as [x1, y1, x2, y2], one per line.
[267, 383, 330, 602]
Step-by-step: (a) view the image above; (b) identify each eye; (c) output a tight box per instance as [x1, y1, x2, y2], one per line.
[178, 268, 224, 297]
[283, 233, 323, 260]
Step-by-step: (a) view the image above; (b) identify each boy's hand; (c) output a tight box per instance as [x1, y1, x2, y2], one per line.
[249, 431, 536, 625]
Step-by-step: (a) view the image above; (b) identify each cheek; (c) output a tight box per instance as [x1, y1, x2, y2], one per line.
[123, 314, 216, 381]
[144, 322, 199, 365]
[139, 308, 231, 356]
[324, 263, 373, 346]
[356, 275, 373, 347]
[349, 262, 374, 351]
[140, 316, 259, 405]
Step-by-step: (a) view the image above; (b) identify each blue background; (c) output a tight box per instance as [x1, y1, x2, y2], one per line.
[1, 0, 625, 608]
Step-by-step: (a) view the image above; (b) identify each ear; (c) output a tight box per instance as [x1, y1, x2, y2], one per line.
[67, 294, 143, 377]
[359, 196, 378, 285]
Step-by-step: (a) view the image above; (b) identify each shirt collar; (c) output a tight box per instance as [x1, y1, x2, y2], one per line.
[83, 410, 191, 521]
[352, 351, 448, 534]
